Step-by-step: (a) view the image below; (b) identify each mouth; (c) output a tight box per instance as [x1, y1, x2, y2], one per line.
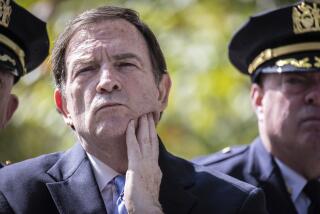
[96, 103, 124, 112]
[301, 117, 320, 125]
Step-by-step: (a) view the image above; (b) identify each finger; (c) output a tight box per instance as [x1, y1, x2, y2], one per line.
[148, 113, 159, 161]
[126, 120, 141, 168]
[152, 111, 160, 125]
[137, 114, 149, 145]
[123, 170, 135, 212]
[137, 114, 152, 156]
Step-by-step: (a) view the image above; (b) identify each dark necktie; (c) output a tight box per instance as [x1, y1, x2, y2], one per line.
[303, 180, 320, 214]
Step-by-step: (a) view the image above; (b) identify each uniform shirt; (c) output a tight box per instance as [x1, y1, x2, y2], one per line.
[87, 153, 121, 213]
[275, 158, 310, 214]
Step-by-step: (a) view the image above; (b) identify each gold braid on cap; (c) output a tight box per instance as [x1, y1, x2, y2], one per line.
[0, 53, 16, 66]
[248, 42, 320, 74]
[0, 33, 26, 75]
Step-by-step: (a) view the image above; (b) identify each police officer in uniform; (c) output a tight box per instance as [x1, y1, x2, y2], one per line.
[194, 1, 320, 213]
[0, 0, 49, 167]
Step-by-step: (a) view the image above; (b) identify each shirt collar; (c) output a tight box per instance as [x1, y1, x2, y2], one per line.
[275, 158, 307, 202]
[86, 152, 120, 192]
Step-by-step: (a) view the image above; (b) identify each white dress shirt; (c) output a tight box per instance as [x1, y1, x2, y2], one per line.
[275, 158, 310, 214]
[87, 153, 121, 213]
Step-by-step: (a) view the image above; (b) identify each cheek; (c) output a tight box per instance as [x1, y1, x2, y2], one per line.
[265, 94, 296, 134]
[0, 91, 10, 113]
[0, 99, 7, 127]
[126, 78, 160, 112]
[139, 84, 159, 105]
[263, 94, 285, 126]
[66, 84, 89, 116]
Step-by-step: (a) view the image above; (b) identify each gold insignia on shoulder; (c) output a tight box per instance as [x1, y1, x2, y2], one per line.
[276, 57, 312, 68]
[0, 0, 11, 28]
[293, 1, 320, 34]
[221, 147, 231, 154]
[286, 185, 293, 195]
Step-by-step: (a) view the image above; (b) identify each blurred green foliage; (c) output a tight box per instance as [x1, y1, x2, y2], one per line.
[0, 0, 294, 162]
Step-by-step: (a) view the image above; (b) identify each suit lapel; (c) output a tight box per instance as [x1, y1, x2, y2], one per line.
[45, 139, 198, 214]
[46, 143, 106, 214]
[158, 140, 197, 214]
[249, 138, 297, 214]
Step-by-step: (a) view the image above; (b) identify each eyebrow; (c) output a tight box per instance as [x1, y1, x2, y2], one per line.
[113, 53, 143, 65]
[71, 55, 93, 67]
[69, 52, 144, 73]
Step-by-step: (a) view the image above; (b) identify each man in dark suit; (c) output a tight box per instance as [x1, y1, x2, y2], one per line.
[0, 0, 49, 168]
[194, 1, 320, 214]
[0, 5, 267, 214]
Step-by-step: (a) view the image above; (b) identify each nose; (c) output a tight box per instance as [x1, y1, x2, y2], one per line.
[96, 67, 121, 93]
[305, 83, 320, 106]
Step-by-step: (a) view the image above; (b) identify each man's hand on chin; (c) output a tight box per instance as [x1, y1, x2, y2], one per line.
[124, 113, 163, 214]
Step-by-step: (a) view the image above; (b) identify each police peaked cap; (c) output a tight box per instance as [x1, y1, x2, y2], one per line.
[0, 0, 49, 82]
[229, 0, 320, 82]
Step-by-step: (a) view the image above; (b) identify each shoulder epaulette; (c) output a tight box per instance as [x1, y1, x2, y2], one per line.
[193, 145, 249, 165]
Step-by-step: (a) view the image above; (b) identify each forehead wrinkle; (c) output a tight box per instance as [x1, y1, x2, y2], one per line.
[66, 19, 152, 72]
[66, 36, 107, 72]
[66, 26, 103, 60]
[91, 20, 150, 55]
[69, 41, 100, 64]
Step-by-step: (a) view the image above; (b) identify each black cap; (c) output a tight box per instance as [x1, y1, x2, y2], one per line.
[229, 0, 320, 82]
[0, 0, 49, 82]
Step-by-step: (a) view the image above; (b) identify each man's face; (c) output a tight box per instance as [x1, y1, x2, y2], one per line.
[57, 19, 170, 144]
[253, 72, 320, 159]
[0, 71, 18, 129]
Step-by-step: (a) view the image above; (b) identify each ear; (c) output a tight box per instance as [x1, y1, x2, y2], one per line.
[250, 83, 264, 121]
[54, 88, 74, 128]
[157, 73, 171, 111]
[4, 94, 18, 127]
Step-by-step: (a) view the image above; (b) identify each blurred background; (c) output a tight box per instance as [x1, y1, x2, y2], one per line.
[0, 0, 294, 163]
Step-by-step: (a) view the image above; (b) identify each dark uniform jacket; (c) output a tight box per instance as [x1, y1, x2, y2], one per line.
[0, 140, 267, 214]
[194, 137, 298, 214]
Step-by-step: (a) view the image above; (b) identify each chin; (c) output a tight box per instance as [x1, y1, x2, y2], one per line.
[94, 120, 128, 139]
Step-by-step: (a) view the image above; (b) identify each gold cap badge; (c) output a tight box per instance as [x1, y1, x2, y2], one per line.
[293, 1, 320, 34]
[0, 0, 11, 28]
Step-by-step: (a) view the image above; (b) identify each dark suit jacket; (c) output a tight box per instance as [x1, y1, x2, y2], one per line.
[0, 141, 267, 214]
[194, 137, 298, 214]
